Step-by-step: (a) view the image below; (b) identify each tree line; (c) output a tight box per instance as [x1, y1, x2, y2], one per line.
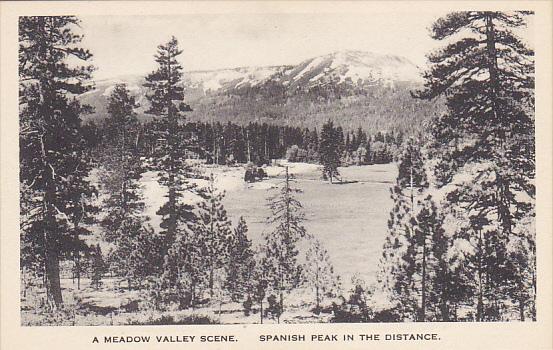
[82, 116, 402, 167]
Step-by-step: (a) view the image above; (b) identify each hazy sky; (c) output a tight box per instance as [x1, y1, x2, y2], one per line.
[79, 12, 533, 80]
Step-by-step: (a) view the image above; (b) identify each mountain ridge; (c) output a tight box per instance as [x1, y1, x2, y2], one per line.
[90, 50, 422, 95]
[80, 50, 440, 133]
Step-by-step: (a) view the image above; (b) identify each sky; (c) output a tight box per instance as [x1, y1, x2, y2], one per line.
[79, 12, 533, 80]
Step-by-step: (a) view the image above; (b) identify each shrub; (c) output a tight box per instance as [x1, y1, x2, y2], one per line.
[265, 294, 283, 321]
[127, 314, 219, 325]
[371, 307, 403, 322]
[257, 167, 267, 179]
[330, 284, 373, 323]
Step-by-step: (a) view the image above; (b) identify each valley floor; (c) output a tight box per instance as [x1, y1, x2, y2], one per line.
[143, 162, 396, 285]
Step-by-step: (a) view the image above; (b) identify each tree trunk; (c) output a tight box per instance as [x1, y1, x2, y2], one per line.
[44, 169, 63, 307]
[410, 158, 414, 211]
[209, 268, 214, 297]
[419, 236, 427, 322]
[260, 300, 264, 324]
[209, 181, 215, 297]
[45, 234, 63, 307]
[453, 302, 458, 322]
[316, 285, 320, 313]
[477, 229, 484, 322]
[76, 251, 81, 290]
[191, 283, 196, 310]
[532, 256, 537, 321]
[246, 130, 251, 163]
[278, 291, 283, 324]
[440, 290, 449, 322]
[22, 269, 28, 298]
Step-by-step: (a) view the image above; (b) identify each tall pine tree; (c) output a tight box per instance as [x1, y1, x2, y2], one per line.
[196, 174, 233, 298]
[415, 11, 535, 320]
[378, 138, 428, 320]
[143, 35, 196, 246]
[19, 16, 95, 307]
[412, 195, 451, 321]
[143, 37, 204, 299]
[98, 84, 159, 290]
[263, 166, 308, 323]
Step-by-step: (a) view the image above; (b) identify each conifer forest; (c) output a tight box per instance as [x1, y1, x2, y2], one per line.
[19, 11, 536, 325]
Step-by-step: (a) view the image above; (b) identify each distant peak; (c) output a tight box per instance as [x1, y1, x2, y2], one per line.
[95, 49, 421, 88]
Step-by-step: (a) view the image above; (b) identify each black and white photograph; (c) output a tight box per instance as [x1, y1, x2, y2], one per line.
[11, 4, 543, 328]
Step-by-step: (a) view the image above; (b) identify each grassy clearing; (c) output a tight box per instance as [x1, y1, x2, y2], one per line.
[221, 162, 396, 287]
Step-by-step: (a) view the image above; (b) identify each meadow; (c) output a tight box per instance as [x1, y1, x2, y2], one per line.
[21, 162, 397, 325]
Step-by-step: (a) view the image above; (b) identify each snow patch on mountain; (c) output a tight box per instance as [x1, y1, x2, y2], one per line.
[289, 50, 422, 87]
[309, 73, 325, 82]
[188, 66, 281, 92]
[293, 56, 325, 82]
[80, 50, 423, 111]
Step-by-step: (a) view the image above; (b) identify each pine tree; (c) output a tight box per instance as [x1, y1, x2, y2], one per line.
[319, 120, 341, 183]
[505, 215, 536, 321]
[196, 174, 233, 298]
[303, 239, 339, 314]
[143, 37, 205, 300]
[90, 244, 106, 290]
[448, 178, 536, 321]
[19, 16, 95, 307]
[364, 137, 372, 164]
[378, 138, 428, 320]
[447, 182, 499, 321]
[263, 166, 308, 323]
[161, 225, 205, 309]
[306, 128, 319, 163]
[226, 217, 256, 302]
[415, 11, 535, 320]
[397, 138, 428, 209]
[143, 35, 196, 245]
[252, 250, 271, 324]
[98, 83, 159, 290]
[356, 127, 368, 150]
[413, 195, 450, 321]
[426, 202, 458, 322]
